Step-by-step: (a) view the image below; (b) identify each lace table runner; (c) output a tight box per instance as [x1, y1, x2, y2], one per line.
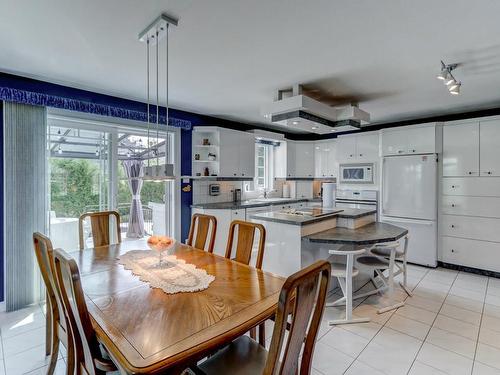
[117, 250, 215, 294]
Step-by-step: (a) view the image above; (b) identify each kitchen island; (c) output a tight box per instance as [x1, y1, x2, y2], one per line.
[250, 207, 383, 276]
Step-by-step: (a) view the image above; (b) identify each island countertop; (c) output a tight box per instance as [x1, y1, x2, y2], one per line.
[306, 222, 408, 245]
[249, 207, 376, 226]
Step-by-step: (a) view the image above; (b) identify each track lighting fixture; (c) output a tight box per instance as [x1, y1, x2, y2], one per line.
[57, 145, 62, 154]
[437, 60, 461, 95]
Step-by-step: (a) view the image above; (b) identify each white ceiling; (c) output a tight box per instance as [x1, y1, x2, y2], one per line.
[1, 0, 500, 133]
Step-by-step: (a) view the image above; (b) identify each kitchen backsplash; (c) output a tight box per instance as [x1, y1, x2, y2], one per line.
[192, 178, 291, 204]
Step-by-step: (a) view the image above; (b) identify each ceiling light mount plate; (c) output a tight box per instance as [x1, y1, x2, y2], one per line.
[138, 13, 178, 43]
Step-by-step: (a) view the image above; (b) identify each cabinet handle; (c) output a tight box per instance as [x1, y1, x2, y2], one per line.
[233, 173, 237, 176]
[488, 171, 492, 175]
[451, 224, 455, 228]
[451, 249, 455, 253]
[242, 173, 245, 176]
[349, 154, 353, 157]
[451, 185, 455, 188]
[398, 150, 404, 154]
[359, 154, 363, 157]
[411, 149, 416, 153]
[451, 204, 455, 207]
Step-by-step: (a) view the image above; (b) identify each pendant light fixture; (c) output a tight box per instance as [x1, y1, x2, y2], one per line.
[139, 14, 178, 181]
[437, 60, 462, 95]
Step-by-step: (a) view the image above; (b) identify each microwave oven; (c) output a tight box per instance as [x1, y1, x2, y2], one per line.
[339, 163, 374, 184]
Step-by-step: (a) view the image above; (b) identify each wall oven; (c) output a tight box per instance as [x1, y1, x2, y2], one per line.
[339, 163, 374, 184]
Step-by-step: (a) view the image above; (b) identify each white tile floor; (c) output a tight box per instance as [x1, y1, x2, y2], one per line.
[1, 264, 500, 374]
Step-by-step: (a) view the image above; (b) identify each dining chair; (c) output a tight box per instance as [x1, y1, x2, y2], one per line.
[370, 235, 412, 296]
[187, 213, 217, 253]
[33, 232, 75, 375]
[195, 260, 331, 375]
[225, 220, 267, 345]
[53, 248, 117, 375]
[79, 210, 121, 250]
[326, 248, 371, 325]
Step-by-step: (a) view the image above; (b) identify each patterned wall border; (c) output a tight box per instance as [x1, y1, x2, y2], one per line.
[0, 87, 191, 130]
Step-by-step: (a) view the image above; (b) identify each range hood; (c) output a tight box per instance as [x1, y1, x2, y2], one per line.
[261, 85, 370, 135]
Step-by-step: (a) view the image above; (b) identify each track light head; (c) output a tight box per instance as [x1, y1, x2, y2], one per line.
[438, 60, 462, 95]
[449, 82, 461, 95]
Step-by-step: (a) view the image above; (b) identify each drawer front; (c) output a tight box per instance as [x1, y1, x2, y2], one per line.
[231, 209, 245, 221]
[442, 177, 500, 197]
[442, 196, 500, 218]
[441, 214, 500, 242]
[442, 236, 500, 273]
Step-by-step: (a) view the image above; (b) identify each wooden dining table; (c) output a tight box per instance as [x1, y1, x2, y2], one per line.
[69, 241, 285, 374]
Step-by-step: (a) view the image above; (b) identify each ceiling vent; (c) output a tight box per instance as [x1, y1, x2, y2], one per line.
[261, 84, 370, 134]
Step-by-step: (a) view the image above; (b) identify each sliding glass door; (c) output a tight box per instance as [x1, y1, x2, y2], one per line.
[47, 114, 177, 250]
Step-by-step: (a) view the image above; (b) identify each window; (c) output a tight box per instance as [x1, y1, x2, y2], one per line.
[255, 143, 274, 190]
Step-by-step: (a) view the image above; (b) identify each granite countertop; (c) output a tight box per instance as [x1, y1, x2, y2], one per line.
[249, 207, 376, 226]
[306, 222, 408, 245]
[191, 198, 314, 210]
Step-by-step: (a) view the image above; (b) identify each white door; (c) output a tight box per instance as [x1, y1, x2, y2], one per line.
[295, 142, 314, 177]
[286, 141, 296, 177]
[407, 125, 435, 154]
[443, 123, 479, 177]
[382, 129, 407, 156]
[382, 154, 437, 220]
[326, 141, 337, 177]
[314, 143, 326, 177]
[238, 132, 255, 178]
[356, 132, 379, 161]
[480, 119, 500, 176]
[336, 135, 356, 161]
[219, 130, 240, 177]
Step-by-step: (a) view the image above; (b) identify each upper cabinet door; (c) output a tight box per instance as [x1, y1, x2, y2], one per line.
[443, 123, 480, 177]
[314, 143, 326, 177]
[295, 142, 315, 177]
[356, 132, 379, 161]
[382, 129, 408, 156]
[406, 125, 436, 154]
[326, 141, 337, 177]
[238, 133, 255, 178]
[480, 120, 500, 176]
[286, 141, 297, 177]
[219, 130, 240, 177]
[336, 135, 356, 161]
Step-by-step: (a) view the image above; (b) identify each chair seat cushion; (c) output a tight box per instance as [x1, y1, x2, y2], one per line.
[371, 247, 404, 258]
[331, 263, 359, 278]
[198, 336, 268, 375]
[356, 255, 390, 269]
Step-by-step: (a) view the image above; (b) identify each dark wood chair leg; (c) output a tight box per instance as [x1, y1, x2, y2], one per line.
[258, 323, 266, 347]
[249, 327, 257, 341]
[46, 331, 59, 375]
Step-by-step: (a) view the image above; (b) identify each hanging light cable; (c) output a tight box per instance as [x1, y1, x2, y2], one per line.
[140, 13, 177, 181]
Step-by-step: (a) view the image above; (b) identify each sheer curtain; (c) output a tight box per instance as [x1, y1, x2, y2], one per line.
[3, 102, 47, 311]
[122, 159, 145, 238]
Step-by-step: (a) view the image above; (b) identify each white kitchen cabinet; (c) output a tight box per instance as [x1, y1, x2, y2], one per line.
[314, 140, 337, 178]
[336, 131, 379, 162]
[286, 141, 314, 178]
[193, 127, 255, 179]
[442, 236, 500, 273]
[197, 208, 232, 256]
[382, 124, 436, 156]
[336, 135, 357, 161]
[480, 119, 500, 176]
[356, 132, 379, 161]
[441, 195, 500, 218]
[441, 214, 500, 242]
[442, 177, 500, 197]
[443, 122, 479, 177]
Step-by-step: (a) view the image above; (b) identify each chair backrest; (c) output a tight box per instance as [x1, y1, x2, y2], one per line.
[264, 260, 331, 375]
[187, 214, 217, 253]
[53, 248, 102, 375]
[79, 210, 121, 250]
[225, 220, 266, 269]
[32, 232, 68, 336]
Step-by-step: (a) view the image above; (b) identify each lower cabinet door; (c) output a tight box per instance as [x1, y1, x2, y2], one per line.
[442, 236, 500, 273]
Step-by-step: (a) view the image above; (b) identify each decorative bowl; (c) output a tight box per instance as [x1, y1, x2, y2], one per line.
[147, 235, 176, 253]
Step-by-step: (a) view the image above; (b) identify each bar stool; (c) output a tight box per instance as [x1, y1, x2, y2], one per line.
[371, 235, 412, 296]
[356, 246, 405, 314]
[326, 248, 371, 325]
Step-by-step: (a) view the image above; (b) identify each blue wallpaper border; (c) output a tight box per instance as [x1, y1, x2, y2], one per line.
[0, 87, 191, 130]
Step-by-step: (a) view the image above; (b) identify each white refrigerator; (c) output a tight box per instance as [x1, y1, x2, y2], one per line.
[381, 154, 438, 267]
